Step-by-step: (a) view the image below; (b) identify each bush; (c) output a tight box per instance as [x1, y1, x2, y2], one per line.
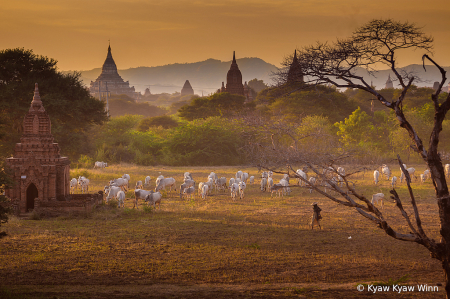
[142, 204, 153, 213]
[107, 199, 118, 208]
[164, 117, 245, 166]
[76, 155, 93, 168]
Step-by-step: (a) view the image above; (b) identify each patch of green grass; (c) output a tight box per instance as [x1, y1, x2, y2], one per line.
[246, 243, 261, 249]
[142, 205, 154, 213]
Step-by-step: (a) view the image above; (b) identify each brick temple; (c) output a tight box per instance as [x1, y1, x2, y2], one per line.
[89, 44, 140, 100]
[5, 84, 71, 213]
[218, 51, 253, 101]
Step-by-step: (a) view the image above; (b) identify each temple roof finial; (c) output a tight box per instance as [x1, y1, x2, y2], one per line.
[233, 51, 236, 63]
[108, 40, 111, 53]
[30, 83, 44, 111]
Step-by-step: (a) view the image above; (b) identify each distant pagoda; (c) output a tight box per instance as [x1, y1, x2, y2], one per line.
[219, 51, 245, 96]
[181, 80, 194, 96]
[89, 44, 140, 99]
[385, 74, 394, 89]
[287, 50, 303, 83]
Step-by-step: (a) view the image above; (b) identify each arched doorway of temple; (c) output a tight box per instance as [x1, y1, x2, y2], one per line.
[26, 183, 38, 212]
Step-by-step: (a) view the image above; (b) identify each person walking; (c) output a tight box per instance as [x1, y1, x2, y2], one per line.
[311, 202, 322, 230]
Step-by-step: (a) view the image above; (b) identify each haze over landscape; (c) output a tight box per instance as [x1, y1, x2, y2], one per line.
[3, 0, 449, 72]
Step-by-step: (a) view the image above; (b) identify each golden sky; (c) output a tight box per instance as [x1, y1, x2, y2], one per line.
[2, 0, 449, 71]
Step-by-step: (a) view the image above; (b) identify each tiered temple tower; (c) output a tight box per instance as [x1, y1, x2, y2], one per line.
[181, 80, 194, 96]
[224, 51, 245, 96]
[385, 74, 394, 89]
[5, 84, 71, 213]
[89, 44, 140, 99]
[287, 50, 303, 83]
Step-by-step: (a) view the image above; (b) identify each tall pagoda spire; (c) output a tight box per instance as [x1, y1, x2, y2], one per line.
[287, 49, 303, 83]
[225, 51, 244, 96]
[385, 74, 394, 89]
[30, 83, 44, 112]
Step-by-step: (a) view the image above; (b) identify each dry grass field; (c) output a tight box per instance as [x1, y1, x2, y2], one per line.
[0, 163, 446, 298]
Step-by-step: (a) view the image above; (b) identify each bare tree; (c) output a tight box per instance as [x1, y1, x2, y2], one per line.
[256, 19, 450, 297]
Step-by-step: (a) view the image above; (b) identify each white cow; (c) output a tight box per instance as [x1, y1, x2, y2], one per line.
[183, 186, 195, 200]
[116, 191, 125, 208]
[70, 178, 78, 194]
[215, 177, 227, 192]
[229, 178, 235, 188]
[241, 172, 249, 183]
[391, 176, 398, 188]
[230, 183, 239, 200]
[144, 176, 151, 187]
[371, 193, 385, 209]
[179, 180, 195, 199]
[270, 183, 284, 197]
[422, 169, 430, 181]
[79, 177, 90, 194]
[201, 184, 209, 200]
[238, 181, 246, 199]
[296, 169, 307, 186]
[198, 182, 205, 196]
[308, 177, 316, 193]
[134, 189, 153, 209]
[249, 176, 255, 184]
[155, 178, 177, 195]
[268, 177, 274, 190]
[208, 172, 218, 182]
[235, 171, 243, 181]
[260, 177, 267, 192]
[135, 180, 143, 189]
[145, 191, 162, 210]
[110, 178, 128, 191]
[122, 174, 131, 182]
[279, 178, 290, 195]
[381, 164, 391, 180]
[94, 161, 107, 169]
[184, 172, 193, 181]
[445, 164, 450, 178]
[400, 167, 417, 183]
[104, 185, 122, 203]
[156, 175, 164, 186]
[374, 170, 380, 185]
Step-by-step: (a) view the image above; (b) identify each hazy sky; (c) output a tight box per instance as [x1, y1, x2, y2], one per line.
[2, 0, 449, 71]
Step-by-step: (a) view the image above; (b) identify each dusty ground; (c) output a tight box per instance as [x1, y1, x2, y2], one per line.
[0, 164, 446, 298]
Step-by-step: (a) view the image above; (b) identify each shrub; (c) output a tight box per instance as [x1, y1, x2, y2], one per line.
[142, 204, 153, 213]
[76, 155, 93, 168]
[107, 199, 118, 208]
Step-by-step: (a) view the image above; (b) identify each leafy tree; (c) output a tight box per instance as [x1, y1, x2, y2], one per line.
[0, 48, 107, 160]
[108, 95, 167, 118]
[91, 115, 142, 163]
[247, 78, 268, 93]
[137, 115, 179, 131]
[178, 92, 249, 121]
[335, 107, 375, 147]
[165, 117, 245, 166]
[268, 85, 357, 123]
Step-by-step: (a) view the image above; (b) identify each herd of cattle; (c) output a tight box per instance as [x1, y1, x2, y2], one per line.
[68, 161, 450, 210]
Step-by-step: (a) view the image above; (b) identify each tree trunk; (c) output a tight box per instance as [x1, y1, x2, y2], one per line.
[443, 260, 450, 299]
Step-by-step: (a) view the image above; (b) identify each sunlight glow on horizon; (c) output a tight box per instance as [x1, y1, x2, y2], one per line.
[2, 0, 449, 71]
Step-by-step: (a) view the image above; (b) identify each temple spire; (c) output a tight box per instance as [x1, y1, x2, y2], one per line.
[233, 51, 236, 63]
[30, 83, 43, 111]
